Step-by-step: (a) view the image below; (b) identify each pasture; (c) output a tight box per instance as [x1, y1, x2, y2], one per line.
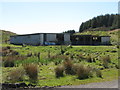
[1, 44, 119, 88]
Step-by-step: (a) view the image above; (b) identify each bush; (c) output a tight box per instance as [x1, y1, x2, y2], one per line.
[7, 67, 25, 83]
[96, 69, 102, 78]
[6, 46, 11, 49]
[116, 45, 119, 49]
[23, 63, 38, 82]
[3, 56, 27, 67]
[102, 60, 109, 68]
[26, 52, 32, 57]
[86, 55, 92, 63]
[10, 50, 19, 56]
[63, 60, 74, 75]
[115, 64, 119, 69]
[71, 64, 80, 75]
[4, 59, 15, 67]
[77, 54, 85, 60]
[76, 64, 93, 79]
[101, 55, 111, 68]
[55, 66, 64, 78]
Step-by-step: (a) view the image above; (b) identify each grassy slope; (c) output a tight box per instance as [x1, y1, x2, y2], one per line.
[1, 29, 119, 87]
[75, 29, 120, 45]
[2, 45, 119, 87]
[0, 30, 17, 43]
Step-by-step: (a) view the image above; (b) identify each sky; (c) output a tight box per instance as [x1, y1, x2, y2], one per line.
[0, 1, 118, 34]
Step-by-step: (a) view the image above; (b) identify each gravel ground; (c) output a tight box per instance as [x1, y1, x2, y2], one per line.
[59, 79, 119, 88]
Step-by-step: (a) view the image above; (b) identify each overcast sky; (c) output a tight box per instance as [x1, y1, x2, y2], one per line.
[0, 1, 118, 34]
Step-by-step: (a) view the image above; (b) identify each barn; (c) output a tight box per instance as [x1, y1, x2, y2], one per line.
[10, 33, 71, 46]
[71, 35, 110, 45]
[10, 33, 110, 45]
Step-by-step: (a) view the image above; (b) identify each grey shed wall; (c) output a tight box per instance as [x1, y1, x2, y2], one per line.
[46, 34, 57, 42]
[64, 34, 71, 45]
[10, 34, 41, 45]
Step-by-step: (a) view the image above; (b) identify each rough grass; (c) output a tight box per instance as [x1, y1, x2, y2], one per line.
[63, 59, 74, 75]
[76, 64, 93, 79]
[23, 63, 38, 82]
[6, 67, 25, 83]
[1, 45, 119, 87]
[55, 65, 64, 78]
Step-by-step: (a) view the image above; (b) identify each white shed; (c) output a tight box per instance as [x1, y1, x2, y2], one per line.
[10, 33, 71, 45]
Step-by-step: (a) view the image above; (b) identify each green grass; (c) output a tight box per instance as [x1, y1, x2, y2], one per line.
[2, 64, 118, 87]
[0, 30, 16, 43]
[2, 44, 119, 87]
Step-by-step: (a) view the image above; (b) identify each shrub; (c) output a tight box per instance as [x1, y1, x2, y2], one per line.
[92, 58, 96, 62]
[2, 48, 19, 56]
[48, 50, 50, 58]
[64, 51, 70, 55]
[23, 63, 38, 82]
[102, 60, 109, 68]
[10, 50, 19, 56]
[77, 54, 85, 60]
[3, 56, 27, 67]
[55, 66, 64, 78]
[63, 60, 74, 75]
[26, 52, 32, 57]
[6, 46, 11, 49]
[4, 59, 15, 67]
[106, 55, 111, 63]
[116, 45, 119, 49]
[2, 46, 10, 51]
[115, 64, 119, 69]
[70, 53, 74, 59]
[7, 67, 25, 83]
[96, 69, 102, 78]
[86, 55, 92, 63]
[76, 64, 93, 79]
[71, 64, 80, 75]
[101, 55, 111, 68]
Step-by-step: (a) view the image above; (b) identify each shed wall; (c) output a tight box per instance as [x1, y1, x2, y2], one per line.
[64, 34, 71, 44]
[10, 34, 41, 45]
[101, 37, 110, 44]
[46, 34, 57, 42]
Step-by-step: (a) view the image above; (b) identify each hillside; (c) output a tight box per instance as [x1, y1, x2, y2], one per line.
[0, 30, 17, 43]
[75, 29, 120, 45]
[79, 14, 119, 32]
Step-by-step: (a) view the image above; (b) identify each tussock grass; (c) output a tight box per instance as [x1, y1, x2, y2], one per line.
[55, 66, 64, 78]
[101, 55, 111, 68]
[86, 55, 92, 63]
[63, 60, 74, 75]
[23, 63, 38, 82]
[4, 59, 15, 67]
[3, 56, 27, 67]
[7, 67, 25, 83]
[76, 64, 93, 79]
[96, 69, 103, 78]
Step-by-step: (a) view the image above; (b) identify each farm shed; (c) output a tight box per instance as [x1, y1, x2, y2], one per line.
[71, 35, 110, 45]
[10, 33, 110, 45]
[10, 33, 71, 45]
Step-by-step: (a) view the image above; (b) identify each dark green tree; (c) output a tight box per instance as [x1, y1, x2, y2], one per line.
[79, 14, 119, 32]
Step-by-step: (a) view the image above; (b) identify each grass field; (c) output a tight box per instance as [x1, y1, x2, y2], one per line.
[1, 44, 119, 87]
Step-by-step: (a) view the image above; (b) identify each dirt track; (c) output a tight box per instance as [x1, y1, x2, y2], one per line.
[59, 79, 119, 88]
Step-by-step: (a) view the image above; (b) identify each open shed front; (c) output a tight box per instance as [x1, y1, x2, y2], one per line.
[70, 35, 109, 45]
[70, 35, 93, 45]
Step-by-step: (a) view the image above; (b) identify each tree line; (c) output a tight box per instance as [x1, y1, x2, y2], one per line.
[79, 14, 120, 32]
